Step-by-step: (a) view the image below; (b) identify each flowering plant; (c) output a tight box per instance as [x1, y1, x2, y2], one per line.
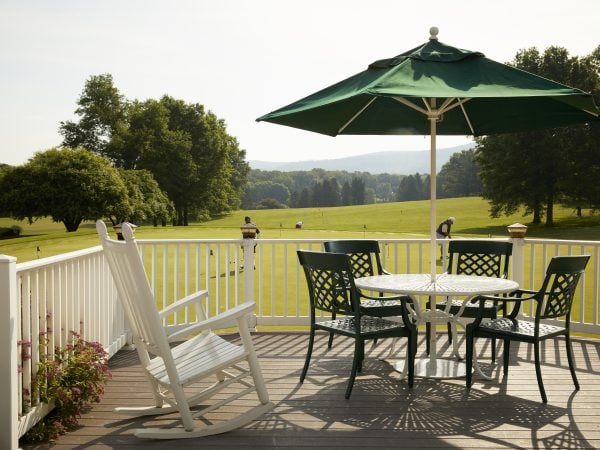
[21, 331, 111, 443]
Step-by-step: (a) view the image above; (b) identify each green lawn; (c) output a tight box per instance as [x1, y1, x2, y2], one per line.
[1, 197, 599, 262]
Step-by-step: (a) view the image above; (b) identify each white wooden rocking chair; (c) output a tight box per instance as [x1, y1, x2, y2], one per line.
[96, 220, 273, 439]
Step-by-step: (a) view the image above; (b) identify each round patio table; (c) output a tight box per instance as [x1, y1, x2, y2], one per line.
[355, 273, 519, 379]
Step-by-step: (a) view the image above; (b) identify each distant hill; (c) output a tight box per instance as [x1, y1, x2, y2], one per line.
[249, 144, 474, 174]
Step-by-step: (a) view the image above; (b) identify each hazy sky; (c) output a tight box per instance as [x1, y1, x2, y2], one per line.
[1, 0, 598, 166]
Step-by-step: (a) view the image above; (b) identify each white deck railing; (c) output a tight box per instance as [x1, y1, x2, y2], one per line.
[2, 236, 599, 449]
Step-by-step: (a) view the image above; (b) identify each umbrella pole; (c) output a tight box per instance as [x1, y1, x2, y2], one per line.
[429, 106, 438, 281]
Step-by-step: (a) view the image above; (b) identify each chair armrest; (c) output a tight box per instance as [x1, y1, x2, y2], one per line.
[471, 290, 538, 323]
[358, 290, 406, 301]
[158, 289, 209, 319]
[167, 301, 256, 342]
[477, 289, 537, 303]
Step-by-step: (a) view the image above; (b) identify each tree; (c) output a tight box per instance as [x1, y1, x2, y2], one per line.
[437, 149, 482, 198]
[476, 46, 600, 226]
[242, 181, 290, 208]
[298, 188, 311, 208]
[0, 148, 128, 232]
[350, 177, 366, 205]
[115, 169, 173, 226]
[59, 74, 127, 156]
[60, 76, 249, 224]
[341, 181, 352, 205]
[397, 173, 428, 201]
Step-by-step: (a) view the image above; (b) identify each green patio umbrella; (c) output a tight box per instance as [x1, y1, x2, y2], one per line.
[257, 27, 600, 278]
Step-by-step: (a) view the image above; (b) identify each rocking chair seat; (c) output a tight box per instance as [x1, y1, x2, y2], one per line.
[148, 332, 248, 386]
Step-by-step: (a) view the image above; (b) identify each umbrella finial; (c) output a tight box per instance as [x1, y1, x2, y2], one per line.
[429, 26, 439, 40]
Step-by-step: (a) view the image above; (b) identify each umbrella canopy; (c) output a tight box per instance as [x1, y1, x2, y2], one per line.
[257, 27, 600, 277]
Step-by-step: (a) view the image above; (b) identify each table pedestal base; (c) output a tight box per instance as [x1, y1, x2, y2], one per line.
[394, 358, 466, 379]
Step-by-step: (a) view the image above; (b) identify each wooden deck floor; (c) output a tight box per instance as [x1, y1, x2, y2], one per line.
[22, 331, 600, 449]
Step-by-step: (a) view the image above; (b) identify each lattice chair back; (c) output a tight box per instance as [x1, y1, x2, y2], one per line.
[323, 240, 384, 278]
[298, 250, 359, 317]
[535, 255, 590, 320]
[448, 240, 513, 278]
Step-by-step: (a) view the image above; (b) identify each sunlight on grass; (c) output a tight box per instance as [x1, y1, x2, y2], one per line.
[2, 197, 598, 263]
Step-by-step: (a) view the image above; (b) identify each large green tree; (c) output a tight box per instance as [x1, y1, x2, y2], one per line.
[113, 169, 174, 226]
[60, 74, 127, 155]
[476, 46, 600, 226]
[60, 75, 249, 224]
[0, 148, 128, 232]
[437, 149, 482, 199]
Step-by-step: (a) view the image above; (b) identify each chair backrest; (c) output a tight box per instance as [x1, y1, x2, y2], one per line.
[447, 240, 513, 278]
[535, 255, 590, 320]
[96, 220, 171, 358]
[297, 250, 360, 317]
[323, 240, 385, 278]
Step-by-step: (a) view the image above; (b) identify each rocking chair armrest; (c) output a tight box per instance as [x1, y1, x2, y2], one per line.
[158, 289, 209, 319]
[167, 301, 256, 342]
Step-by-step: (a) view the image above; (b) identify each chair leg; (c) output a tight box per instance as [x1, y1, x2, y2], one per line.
[345, 339, 362, 399]
[446, 322, 453, 344]
[328, 313, 336, 348]
[565, 333, 580, 391]
[425, 322, 431, 355]
[300, 328, 315, 382]
[465, 329, 474, 389]
[357, 340, 365, 372]
[490, 310, 497, 363]
[503, 339, 510, 375]
[407, 331, 416, 388]
[534, 341, 547, 403]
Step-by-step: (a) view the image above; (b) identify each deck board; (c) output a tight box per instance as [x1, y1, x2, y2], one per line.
[21, 332, 600, 449]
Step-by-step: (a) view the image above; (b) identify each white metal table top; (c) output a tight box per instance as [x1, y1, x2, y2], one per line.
[354, 273, 519, 380]
[354, 273, 519, 297]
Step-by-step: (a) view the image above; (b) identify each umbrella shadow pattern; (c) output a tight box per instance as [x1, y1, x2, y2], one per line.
[279, 367, 589, 449]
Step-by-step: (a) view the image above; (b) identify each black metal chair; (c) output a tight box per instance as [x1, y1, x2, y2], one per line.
[324, 240, 412, 348]
[465, 255, 590, 403]
[426, 240, 513, 361]
[297, 250, 417, 398]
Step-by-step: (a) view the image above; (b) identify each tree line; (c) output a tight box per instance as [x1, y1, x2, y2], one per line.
[0, 74, 249, 231]
[242, 148, 482, 209]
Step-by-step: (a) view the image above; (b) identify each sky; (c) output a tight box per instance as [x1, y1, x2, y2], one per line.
[1, 0, 599, 166]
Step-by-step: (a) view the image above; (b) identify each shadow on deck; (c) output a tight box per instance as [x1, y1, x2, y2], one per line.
[22, 332, 600, 449]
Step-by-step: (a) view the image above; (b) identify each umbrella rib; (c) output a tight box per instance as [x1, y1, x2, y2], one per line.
[393, 96, 430, 115]
[438, 98, 475, 134]
[459, 103, 475, 135]
[337, 97, 377, 134]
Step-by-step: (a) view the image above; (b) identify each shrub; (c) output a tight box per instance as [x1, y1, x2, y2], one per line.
[0, 224, 21, 238]
[21, 331, 111, 443]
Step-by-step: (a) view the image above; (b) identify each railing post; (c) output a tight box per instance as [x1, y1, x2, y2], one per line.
[510, 237, 526, 289]
[242, 239, 255, 301]
[0, 254, 19, 450]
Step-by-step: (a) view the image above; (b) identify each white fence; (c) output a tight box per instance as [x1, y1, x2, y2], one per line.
[2, 236, 599, 449]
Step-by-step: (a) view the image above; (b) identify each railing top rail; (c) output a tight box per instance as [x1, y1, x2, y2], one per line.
[15, 245, 104, 272]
